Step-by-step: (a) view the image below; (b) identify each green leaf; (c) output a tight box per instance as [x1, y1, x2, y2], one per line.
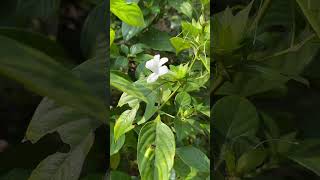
[110, 153, 121, 170]
[200, 0, 209, 6]
[175, 92, 191, 107]
[139, 28, 175, 52]
[181, 21, 201, 39]
[117, 92, 139, 108]
[129, 43, 145, 56]
[121, 14, 157, 41]
[223, 149, 236, 173]
[112, 56, 129, 72]
[184, 72, 210, 92]
[288, 139, 320, 176]
[26, 97, 101, 146]
[111, 0, 144, 26]
[110, 71, 148, 102]
[243, 63, 310, 86]
[296, 0, 320, 38]
[236, 149, 267, 174]
[81, 1, 107, 57]
[213, 2, 253, 53]
[16, 0, 60, 19]
[0, 27, 70, 67]
[26, 57, 105, 147]
[212, 96, 259, 140]
[199, 55, 210, 72]
[110, 171, 131, 180]
[114, 104, 139, 141]
[259, 0, 293, 30]
[110, 28, 115, 46]
[0, 36, 107, 123]
[122, 22, 144, 41]
[176, 146, 210, 173]
[173, 156, 191, 178]
[174, 118, 196, 141]
[179, 1, 193, 19]
[217, 33, 319, 96]
[170, 37, 191, 54]
[28, 133, 94, 180]
[110, 123, 125, 156]
[277, 132, 297, 154]
[169, 64, 188, 80]
[137, 116, 175, 180]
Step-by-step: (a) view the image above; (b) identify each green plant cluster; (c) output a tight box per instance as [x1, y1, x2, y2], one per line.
[110, 0, 210, 179]
[212, 0, 320, 179]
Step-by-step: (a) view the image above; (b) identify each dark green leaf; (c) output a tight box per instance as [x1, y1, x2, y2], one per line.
[28, 133, 94, 180]
[16, 0, 60, 19]
[212, 96, 259, 140]
[139, 28, 175, 52]
[236, 148, 267, 174]
[176, 146, 210, 173]
[0, 36, 107, 123]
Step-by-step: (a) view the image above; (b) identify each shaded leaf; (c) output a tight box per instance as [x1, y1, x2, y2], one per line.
[28, 133, 94, 180]
[212, 96, 259, 140]
[0, 35, 107, 123]
[176, 146, 210, 173]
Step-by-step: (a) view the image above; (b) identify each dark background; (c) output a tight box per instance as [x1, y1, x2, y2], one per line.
[212, 0, 320, 179]
[0, 0, 107, 179]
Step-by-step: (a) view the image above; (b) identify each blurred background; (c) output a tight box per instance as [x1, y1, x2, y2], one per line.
[0, 0, 107, 179]
[212, 0, 320, 179]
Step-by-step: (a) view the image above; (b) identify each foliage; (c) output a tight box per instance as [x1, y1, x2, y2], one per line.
[110, 0, 210, 179]
[0, 0, 107, 179]
[212, 0, 320, 179]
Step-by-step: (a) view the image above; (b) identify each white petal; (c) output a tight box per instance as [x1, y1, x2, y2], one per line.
[154, 54, 160, 61]
[159, 57, 168, 66]
[158, 66, 169, 76]
[147, 73, 159, 83]
[145, 59, 159, 72]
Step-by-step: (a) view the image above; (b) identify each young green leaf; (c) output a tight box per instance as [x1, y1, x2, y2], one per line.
[170, 37, 191, 54]
[175, 92, 191, 107]
[110, 71, 148, 102]
[111, 0, 144, 26]
[114, 104, 139, 141]
[110, 28, 115, 46]
[110, 123, 126, 156]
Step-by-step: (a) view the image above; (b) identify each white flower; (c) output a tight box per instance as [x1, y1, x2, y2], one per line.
[145, 54, 169, 83]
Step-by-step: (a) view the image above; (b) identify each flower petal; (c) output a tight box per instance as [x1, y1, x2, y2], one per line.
[158, 66, 169, 76]
[154, 54, 160, 61]
[147, 73, 159, 83]
[159, 57, 168, 66]
[145, 59, 159, 72]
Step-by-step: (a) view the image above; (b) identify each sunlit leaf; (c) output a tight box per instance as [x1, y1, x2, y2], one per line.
[137, 116, 175, 180]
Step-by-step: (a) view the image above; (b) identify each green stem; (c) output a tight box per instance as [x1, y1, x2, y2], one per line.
[251, 0, 272, 30]
[258, 33, 316, 61]
[158, 82, 182, 112]
[188, 50, 198, 72]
